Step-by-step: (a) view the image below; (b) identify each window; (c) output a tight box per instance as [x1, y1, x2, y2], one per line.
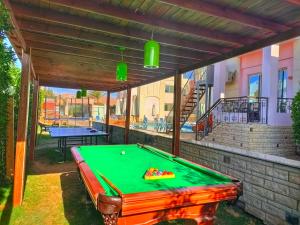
[277, 68, 288, 113]
[248, 74, 261, 98]
[165, 85, 174, 93]
[278, 68, 287, 99]
[164, 103, 173, 111]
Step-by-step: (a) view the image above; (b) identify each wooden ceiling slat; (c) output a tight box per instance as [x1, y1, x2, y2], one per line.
[285, 0, 300, 6]
[31, 53, 164, 79]
[19, 19, 209, 61]
[21, 31, 201, 65]
[43, 0, 256, 45]
[159, 0, 290, 32]
[27, 40, 184, 71]
[4, 0, 300, 92]
[3, 0, 27, 51]
[12, 3, 230, 53]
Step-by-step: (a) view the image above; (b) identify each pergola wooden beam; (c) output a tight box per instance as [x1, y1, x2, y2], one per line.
[3, 0, 27, 51]
[45, 0, 255, 45]
[159, 0, 289, 32]
[124, 88, 131, 144]
[35, 70, 141, 84]
[172, 72, 181, 156]
[12, 3, 230, 53]
[31, 54, 164, 79]
[39, 79, 124, 91]
[18, 20, 209, 61]
[21, 31, 202, 65]
[29, 79, 39, 161]
[13, 51, 31, 206]
[106, 91, 110, 138]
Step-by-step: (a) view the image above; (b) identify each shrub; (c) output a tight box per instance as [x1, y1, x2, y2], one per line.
[291, 91, 300, 145]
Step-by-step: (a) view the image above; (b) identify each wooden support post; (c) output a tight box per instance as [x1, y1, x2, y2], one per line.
[172, 73, 182, 156]
[29, 79, 39, 161]
[13, 51, 31, 207]
[6, 97, 14, 180]
[105, 91, 110, 134]
[124, 88, 131, 144]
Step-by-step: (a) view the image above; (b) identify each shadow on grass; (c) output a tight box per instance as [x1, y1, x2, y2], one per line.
[0, 184, 13, 225]
[60, 171, 104, 225]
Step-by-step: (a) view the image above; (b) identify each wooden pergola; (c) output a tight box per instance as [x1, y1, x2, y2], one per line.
[3, 0, 300, 207]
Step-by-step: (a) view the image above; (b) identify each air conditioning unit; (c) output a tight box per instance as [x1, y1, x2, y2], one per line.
[226, 70, 236, 83]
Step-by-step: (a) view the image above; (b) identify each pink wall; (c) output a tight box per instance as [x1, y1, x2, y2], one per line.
[239, 50, 262, 96]
[238, 41, 294, 126]
[279, 41, 294, 99]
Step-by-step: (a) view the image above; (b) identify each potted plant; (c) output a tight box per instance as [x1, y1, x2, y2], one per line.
[291, 91, 300, 155]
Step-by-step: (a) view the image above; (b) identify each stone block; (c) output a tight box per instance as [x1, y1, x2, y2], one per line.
[274, 193, 298, 209]
[289, 187, 300, 200]
[289, 172, 300, 185]
[245, 204, 266, 221]
[247, 162, 266, 174]
[252, 171, 273, 182]
[271, 168, 289, 181]
[265, 213, 288, 225]
[262, 202, 286, 219]
[273, 177, 300, 189]
[244, 193, 262, 208]
[264, 180, 289, 196]
[245, 174, 264, 187]
[252, 185, 274, 200]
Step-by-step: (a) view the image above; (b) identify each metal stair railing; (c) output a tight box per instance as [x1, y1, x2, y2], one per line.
[195, 96, 269, 140]
[165, 70, 196, 133]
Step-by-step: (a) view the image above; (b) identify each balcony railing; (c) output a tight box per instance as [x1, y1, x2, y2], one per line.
[195, 96, 268, 140]
[277, 98, 293, 113]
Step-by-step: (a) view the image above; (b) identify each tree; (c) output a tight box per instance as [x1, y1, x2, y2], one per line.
[88, 90, 103, 99]
[291, 91, 300, 146]
[0, 0, 18, 182]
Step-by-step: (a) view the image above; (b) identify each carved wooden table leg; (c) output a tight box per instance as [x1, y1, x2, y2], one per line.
[102, 213, 119, 225]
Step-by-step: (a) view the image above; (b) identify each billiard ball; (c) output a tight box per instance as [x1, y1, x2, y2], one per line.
[121, 151, 126, 155]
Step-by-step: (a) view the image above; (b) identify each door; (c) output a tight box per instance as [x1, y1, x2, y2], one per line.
[248, 74, 261, 122]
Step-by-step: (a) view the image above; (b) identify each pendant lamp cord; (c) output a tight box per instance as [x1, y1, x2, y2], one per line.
[151, 29, 154, 40]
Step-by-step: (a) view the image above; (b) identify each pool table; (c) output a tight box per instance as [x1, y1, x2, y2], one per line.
[71, 144, 242, 225]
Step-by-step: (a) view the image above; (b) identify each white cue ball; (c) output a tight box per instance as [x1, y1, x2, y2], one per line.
[121, 151, 126, 155]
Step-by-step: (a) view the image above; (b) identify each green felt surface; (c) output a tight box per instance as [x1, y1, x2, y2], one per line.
[78, 144, 232, 196]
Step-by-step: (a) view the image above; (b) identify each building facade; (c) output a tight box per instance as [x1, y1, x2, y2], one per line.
[213, 38, 300, 126]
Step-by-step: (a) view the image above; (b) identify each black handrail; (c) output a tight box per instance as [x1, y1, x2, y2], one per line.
[195, 96, 269, 140]
[165, 70, 196, 131]
[277, 98, 293, 113]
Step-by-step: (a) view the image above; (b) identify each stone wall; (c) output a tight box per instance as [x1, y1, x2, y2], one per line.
[203, 123, 296, 156]
[93, 122, 300, 225]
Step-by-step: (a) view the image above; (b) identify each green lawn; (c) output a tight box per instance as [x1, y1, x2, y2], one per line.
[0, 132, 263, 225]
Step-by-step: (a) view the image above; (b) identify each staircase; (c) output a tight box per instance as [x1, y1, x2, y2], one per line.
[165, 70, 207, 133]
[180, 85, 205, 127]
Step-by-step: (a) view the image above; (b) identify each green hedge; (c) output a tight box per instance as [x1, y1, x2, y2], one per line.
[291, 91, 300, 145]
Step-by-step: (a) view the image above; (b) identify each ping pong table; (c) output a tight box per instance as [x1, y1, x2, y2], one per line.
[49, 127, 109, 161]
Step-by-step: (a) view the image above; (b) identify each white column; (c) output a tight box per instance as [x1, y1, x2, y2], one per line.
[293, 38, 300, 96]
[212, 61, 226, 103]
[262, 45, 279, 125]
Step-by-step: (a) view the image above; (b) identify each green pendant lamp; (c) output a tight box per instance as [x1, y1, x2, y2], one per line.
[76, 90, 82, 99]
[81, 88, 87, 97]
[116, 47, 128, 81]
[144, 30, 160, 69]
